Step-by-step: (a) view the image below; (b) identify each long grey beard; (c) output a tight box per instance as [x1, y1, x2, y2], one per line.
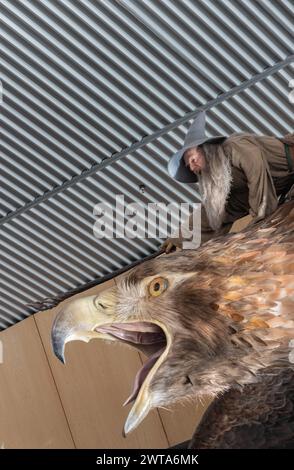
[198, 143, 233, 231]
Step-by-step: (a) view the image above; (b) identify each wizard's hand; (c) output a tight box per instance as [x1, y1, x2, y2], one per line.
[161, 237, 183, 254]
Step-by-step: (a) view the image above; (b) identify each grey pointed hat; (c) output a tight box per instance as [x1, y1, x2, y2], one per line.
[167, 111, 226, 183]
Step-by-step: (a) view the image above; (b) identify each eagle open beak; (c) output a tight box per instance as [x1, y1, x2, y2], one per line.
[51, 288, 168, 436]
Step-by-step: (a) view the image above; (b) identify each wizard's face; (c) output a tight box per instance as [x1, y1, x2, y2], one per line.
[183, 146, 206, 173]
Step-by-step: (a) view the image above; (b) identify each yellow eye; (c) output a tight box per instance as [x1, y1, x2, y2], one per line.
[148, 277, 169, 297]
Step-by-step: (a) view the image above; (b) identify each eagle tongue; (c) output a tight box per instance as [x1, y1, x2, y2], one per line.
[96, 323, 165, 344]
[96, 326, 164, 344]
[123, 347, 165, 407]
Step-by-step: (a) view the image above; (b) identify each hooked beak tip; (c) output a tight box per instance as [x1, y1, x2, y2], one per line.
[56, 351, 66, 365]
[51, 333, 66, 364]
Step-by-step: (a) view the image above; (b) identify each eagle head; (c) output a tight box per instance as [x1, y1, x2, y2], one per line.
[51, 202, 294, 435]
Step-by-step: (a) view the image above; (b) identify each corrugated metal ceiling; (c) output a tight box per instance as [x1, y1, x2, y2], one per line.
[1, 0, 293, 329]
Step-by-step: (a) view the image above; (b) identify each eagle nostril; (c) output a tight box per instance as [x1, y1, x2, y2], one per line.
[94, 295, 110, 310]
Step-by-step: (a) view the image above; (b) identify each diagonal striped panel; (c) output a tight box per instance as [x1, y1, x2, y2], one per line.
[1, 0, 293, 328]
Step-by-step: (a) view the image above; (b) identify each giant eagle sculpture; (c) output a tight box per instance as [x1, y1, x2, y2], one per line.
[51, 201, 294, 448]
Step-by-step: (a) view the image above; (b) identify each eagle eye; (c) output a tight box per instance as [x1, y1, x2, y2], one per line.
[148, 277, 169, 297]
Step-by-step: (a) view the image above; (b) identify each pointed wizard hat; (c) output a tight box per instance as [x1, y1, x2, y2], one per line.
[167, 111, 227, 183]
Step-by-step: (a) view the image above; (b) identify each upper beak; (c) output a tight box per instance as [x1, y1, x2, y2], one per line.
[51, 287, 117, 364]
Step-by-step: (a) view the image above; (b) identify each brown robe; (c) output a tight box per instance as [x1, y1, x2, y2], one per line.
[200, 132, 294, 244]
